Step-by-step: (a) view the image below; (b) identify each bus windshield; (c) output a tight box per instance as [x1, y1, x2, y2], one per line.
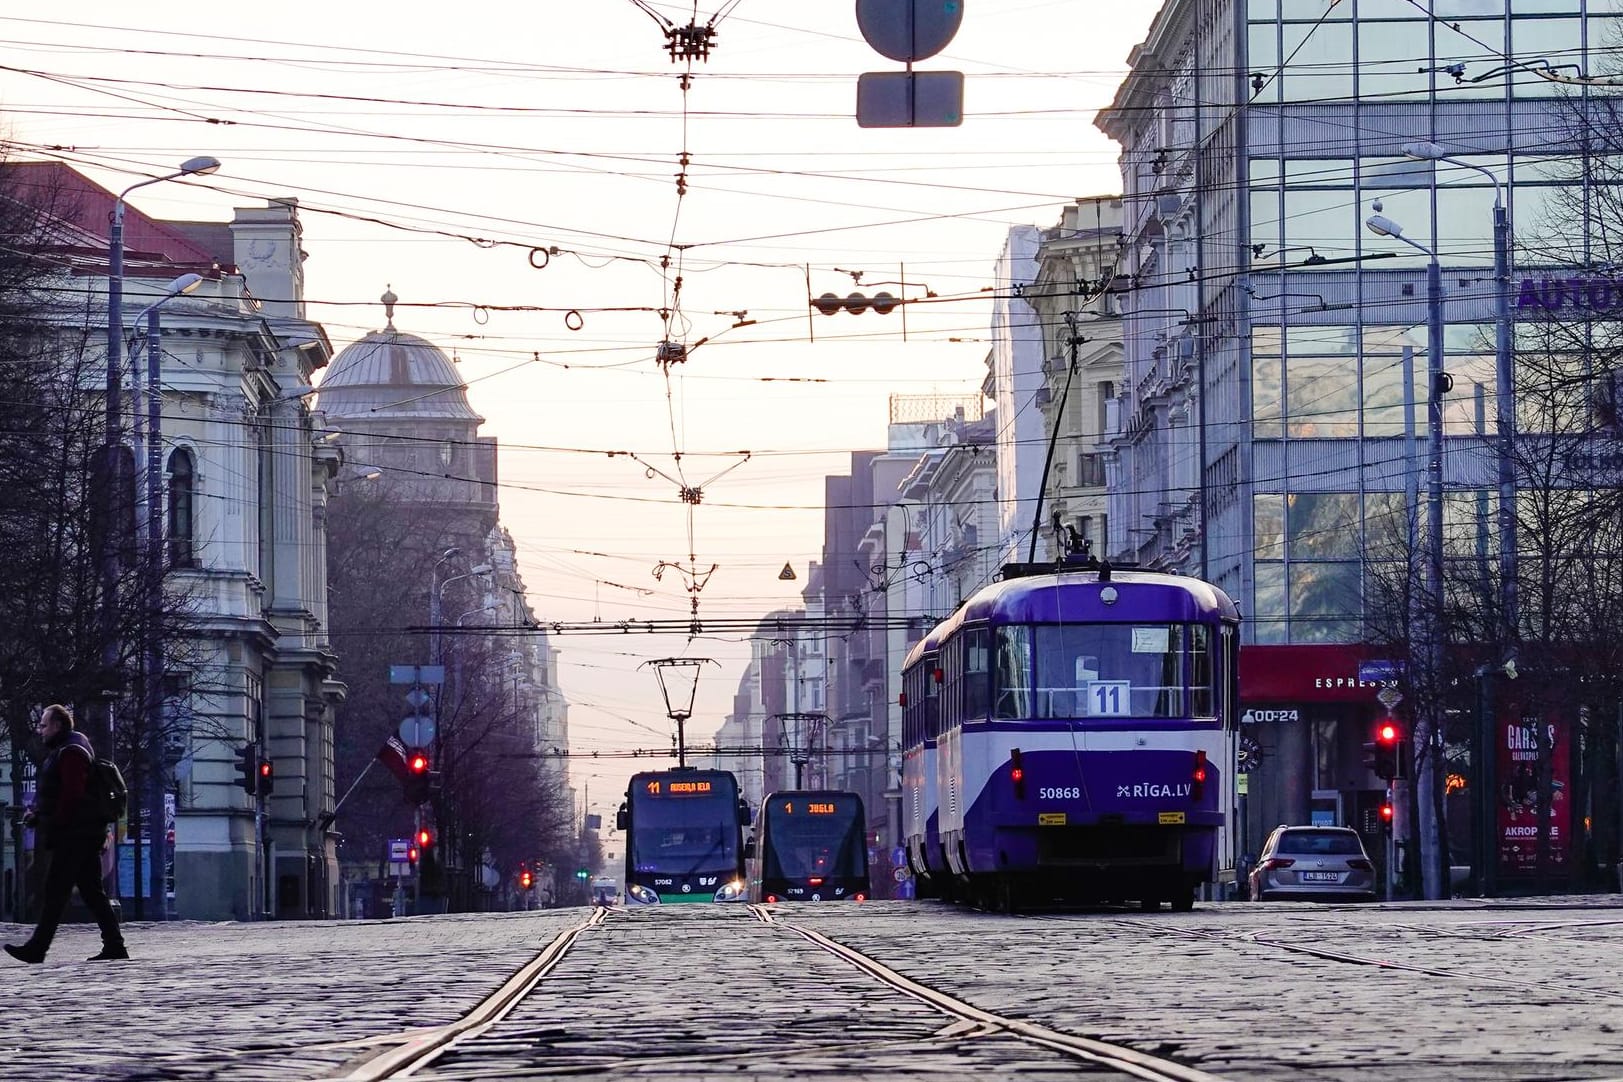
[629, 787, 739, 874]
[762, 799, 864, 880]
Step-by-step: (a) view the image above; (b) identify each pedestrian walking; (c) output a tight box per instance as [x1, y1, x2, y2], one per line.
[4, 704, 128, 964]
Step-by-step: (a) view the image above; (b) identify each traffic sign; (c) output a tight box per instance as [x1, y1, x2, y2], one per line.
[389, 664, 445, 685]
[405, 687, 432, 709]
[857, 71, 964, 128]
[856, 0, 964, 63]
[387, 837, 410, 861]
[399, 715, 437, 747]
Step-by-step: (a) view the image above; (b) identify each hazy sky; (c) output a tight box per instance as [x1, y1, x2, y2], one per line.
[0, 1, 1157, 825]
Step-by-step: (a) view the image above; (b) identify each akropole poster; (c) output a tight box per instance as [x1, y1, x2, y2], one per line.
[1497, 713, 1571, 877]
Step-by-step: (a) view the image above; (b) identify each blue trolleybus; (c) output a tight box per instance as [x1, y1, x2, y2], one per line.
[916, 559, 1240, 911]
[749, 790, 870, 903]
[617, 768, 751, 904]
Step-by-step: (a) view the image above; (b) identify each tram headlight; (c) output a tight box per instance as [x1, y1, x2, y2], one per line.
[627, 883, 661, 904]
[712, 879, 747, 902]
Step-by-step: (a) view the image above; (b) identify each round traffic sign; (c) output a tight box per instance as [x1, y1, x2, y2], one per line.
[856, 0, 964, 63]
[399, 715, 436, 747]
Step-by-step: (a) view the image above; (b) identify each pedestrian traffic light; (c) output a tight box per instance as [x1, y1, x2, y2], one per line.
[234, 745, 258, 796]
[404, 749, 431, 804]
[1374, 719, 1402, 779]
[518, 868, 534, 891]
[256, 758, 275, 797]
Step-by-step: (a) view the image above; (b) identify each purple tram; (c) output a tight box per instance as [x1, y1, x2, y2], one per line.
[929, 561, 1240, 911]
[900, 629, 954, 898]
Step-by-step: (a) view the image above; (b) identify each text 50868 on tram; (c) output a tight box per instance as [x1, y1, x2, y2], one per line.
[749, 790, 870, 903]
[617, 769, 751, 904]
[921, 560, 1240, 911]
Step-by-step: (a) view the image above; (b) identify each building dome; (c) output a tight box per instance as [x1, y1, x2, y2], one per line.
[316, 290, 483, 422]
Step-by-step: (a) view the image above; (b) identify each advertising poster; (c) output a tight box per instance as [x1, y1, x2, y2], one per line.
[1497, 713, 1571, 877]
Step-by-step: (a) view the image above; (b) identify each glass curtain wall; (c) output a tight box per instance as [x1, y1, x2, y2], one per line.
[1242, 0, 1620, 642]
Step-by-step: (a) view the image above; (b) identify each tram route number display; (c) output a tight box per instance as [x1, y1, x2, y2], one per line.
[645, 779, 714, 796]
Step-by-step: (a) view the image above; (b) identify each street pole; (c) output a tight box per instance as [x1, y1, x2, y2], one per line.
[144, 309, 165, 921]
[1367, 206, 1447, 900]
[1403, 142, 1516, 897]
[1420, 255, 1446, 901]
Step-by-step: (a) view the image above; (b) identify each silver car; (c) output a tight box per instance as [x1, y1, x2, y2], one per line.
[1249, 825, 1377, 901]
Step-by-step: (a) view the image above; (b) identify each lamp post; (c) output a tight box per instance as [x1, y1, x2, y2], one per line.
[1402, 141, 1514, 899]
[96, 158, 219, 749]
[1366, 205, 1446, 901]
[129, 271, 203, 922]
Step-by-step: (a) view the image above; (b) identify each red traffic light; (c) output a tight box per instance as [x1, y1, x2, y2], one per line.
[407, 845, 420, 863]
[416, 828, 432, 847]
[408, 752, 429, 774]
[519, 869, 534, 890]
[1380, 802, 1394, 822]
[1376, 721, 1399, 744]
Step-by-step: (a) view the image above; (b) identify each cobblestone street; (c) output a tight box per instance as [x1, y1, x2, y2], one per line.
[3, 898, 1621, 1080]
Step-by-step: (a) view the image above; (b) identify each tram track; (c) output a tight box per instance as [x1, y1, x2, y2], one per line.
[329, 903, 1233, 1082]
[329, 907, 608, 1080]
[748, 904, 1229, 1082]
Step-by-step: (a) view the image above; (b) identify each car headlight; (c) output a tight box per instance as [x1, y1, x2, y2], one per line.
[627, 882, 661, 904]
[712, 879, 747, 902]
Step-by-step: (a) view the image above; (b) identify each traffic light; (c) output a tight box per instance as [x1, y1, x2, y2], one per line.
[518, 867, 534, 891]
[812, 291, 899, 316]
[1373, 719, 1402, 779]
[575, 867, 590, 881]
[405, 749, 431, 804]
[407, 844, 420, 865]
[1379, 798, 1395, 832]
[416, 827, 432, 848]
[256, 758, 275, 797]
[234, 745, 258, 796]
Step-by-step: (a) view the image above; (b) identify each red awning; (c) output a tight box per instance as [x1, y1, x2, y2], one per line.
[1241, 643, 1394, 703]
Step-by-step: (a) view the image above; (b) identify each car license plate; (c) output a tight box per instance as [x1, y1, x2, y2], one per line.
[1300, 871, 1340, 882]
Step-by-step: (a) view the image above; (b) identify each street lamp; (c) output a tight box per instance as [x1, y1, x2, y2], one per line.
[130, 270, 203, 924]
[1365, 202, 1447, 901]
[97, 156, 219, 751]
[1402, 140, 1515, 899]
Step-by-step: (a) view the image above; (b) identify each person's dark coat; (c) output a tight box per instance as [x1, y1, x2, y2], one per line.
[35, 728, 106, 849]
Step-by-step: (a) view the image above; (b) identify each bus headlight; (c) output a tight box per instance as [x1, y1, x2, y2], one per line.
[627, 883, 661, 904]
[712, 879, 747, 902]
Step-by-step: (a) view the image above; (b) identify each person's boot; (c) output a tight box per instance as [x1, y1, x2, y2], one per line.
[4, 942, 46, 964]
[87, 944, 129, 961]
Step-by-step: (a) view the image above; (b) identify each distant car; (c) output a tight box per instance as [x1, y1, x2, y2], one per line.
[1249, 825, 1377, 902]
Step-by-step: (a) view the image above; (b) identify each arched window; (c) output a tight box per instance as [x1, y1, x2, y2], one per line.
[167, 447, 195, 566]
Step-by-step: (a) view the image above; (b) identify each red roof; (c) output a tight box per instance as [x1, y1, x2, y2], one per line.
[3, 161, 225, 269]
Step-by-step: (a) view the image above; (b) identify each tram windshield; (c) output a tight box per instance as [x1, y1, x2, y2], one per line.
[994, 623, 1216, 720]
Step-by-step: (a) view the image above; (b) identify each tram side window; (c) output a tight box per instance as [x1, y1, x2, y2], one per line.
[993, 626, 1033, 719]
[1189, 624, 1215, 718]
[963, 628, 990, 719]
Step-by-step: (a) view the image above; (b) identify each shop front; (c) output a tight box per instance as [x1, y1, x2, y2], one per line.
[1238, 644, 1398, 875]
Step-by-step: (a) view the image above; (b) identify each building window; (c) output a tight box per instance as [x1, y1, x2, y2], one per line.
[168, 447, 195, 567]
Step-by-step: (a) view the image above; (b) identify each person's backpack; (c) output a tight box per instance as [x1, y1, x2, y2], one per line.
[87, 757, 128, 824]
